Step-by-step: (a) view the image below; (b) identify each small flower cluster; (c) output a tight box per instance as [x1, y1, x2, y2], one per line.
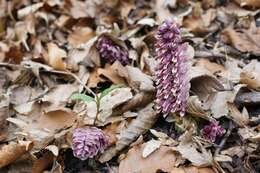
[72, 127, 108, 160]
[201, 120, 226, 142]
[155, 20, 189, 117]
[96, 36, 129, 65]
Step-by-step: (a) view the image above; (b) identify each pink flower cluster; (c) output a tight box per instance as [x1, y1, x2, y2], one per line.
[96, 36, 129, 65]
[155, 20, 189, 117]
[72, 127, 108, 160]
[201, 120, 226, 142]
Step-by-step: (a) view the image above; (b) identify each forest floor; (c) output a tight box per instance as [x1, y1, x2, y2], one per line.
[0, 0, 260, 173]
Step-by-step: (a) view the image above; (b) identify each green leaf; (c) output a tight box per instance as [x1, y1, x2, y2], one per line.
[70, 93, 94, 103]
[100, 85, 123, 99]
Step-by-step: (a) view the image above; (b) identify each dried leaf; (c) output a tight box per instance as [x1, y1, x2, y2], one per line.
[45, 145, 59, 157]
[227, 102, 249, 127]
[211, 85, 243, 118]
[97, 63, 127, 85]
[99, 103, 157, 162]
[171, 166, 215, 173]
[45, 43, 67, 70]
[240, 60, 260, 90]
[235, 0, 260, 8]
[155, 0, 173, 23]
[124, 66, 155, 91]
[17, 2, 44, 19]
[41, 84, 78, 112]
[190, 66, 224, 108]
[142, 139, 161, 158]
[0, 141, 33, 168]
[222, 23, 260, 55]
[68, 27, 94, 47]
[32, 151, 54, 173]
[119, 144, 176, 173]
[112, 91, 155, 116]
[176, 141, 213, 167]
[187, 96, 211, 120]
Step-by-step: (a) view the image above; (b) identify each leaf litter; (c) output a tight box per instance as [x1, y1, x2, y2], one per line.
[0, 0, 260, 173]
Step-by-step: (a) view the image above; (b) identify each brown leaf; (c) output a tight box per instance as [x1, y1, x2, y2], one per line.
[5, 46, 23, 64]
[0, 141, 33, 168]
[183, 9, 217, 34]
[171, 166, 215, 173]
[32, 151, 54, 173]
[196, 59, 225, 76]
[119, 144, 177, 173]
[176, 132, 213, 167]
[155, 0, 173, 23]
[112, 91, 155, 116]
[45, 43, 67, 70]
[0, 107, 8, 131]
[222, 23, 260, 55]
[190, 67, 224, 108]
[187, 96, 211, 120]
[240, 60, 260, 90]
[235, 0, 260, 8]
[99, 103, 157, 162]
[37, 110, 76, 132]
[103, 122, 120, 146]
[68, 27, 94, 48]
[124, 66, 155, 92]
[227, 102, 249, 127]
[210, 85, 243, 118]
[97, 63, 127, 85]
[41, 84, 78, 112]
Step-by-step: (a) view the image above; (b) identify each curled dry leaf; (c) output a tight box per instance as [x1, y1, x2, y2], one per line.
[227, 102, 249, 127]
[112, 91, 155, 116]
[142, 139, 161, 158]
[222, 23, 260, 55]
[210, 85, 243, 118]
[32, 151, 54, 173]
[175, 128, 213, 167]
[187, 96, 211, 120]
[238, 127, 260, 142]
[0, 141, 33, 168]
[8, 110, 76, 150]
[240, 60, 260, 91]
[235, 0, 260, 8]
[190, 66, 224, 108]
[68, 27, 94, 48]
[99, 103, 157, 162]
[45, 43, 67, 70]
[97, 62, 127, 85]
[155, 0, 173, 23]
[41, 84, 78, 112]
[124, 66, 155, 92]
[17, 2, 44, 19]
[183, 9, 217, 34]
[119, 144, 176, 173]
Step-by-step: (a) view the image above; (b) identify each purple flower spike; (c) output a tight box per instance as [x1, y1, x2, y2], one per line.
[96, 36, 129, 65]
[201, 120, 226, 142]
[155, 20, 190, 117]
[72, 127, 109, 160]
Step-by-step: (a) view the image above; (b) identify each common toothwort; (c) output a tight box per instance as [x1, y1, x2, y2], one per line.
[72, 127, 108, 160]
[97, 36, 129, 65]
[155, 20, 189, 117]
